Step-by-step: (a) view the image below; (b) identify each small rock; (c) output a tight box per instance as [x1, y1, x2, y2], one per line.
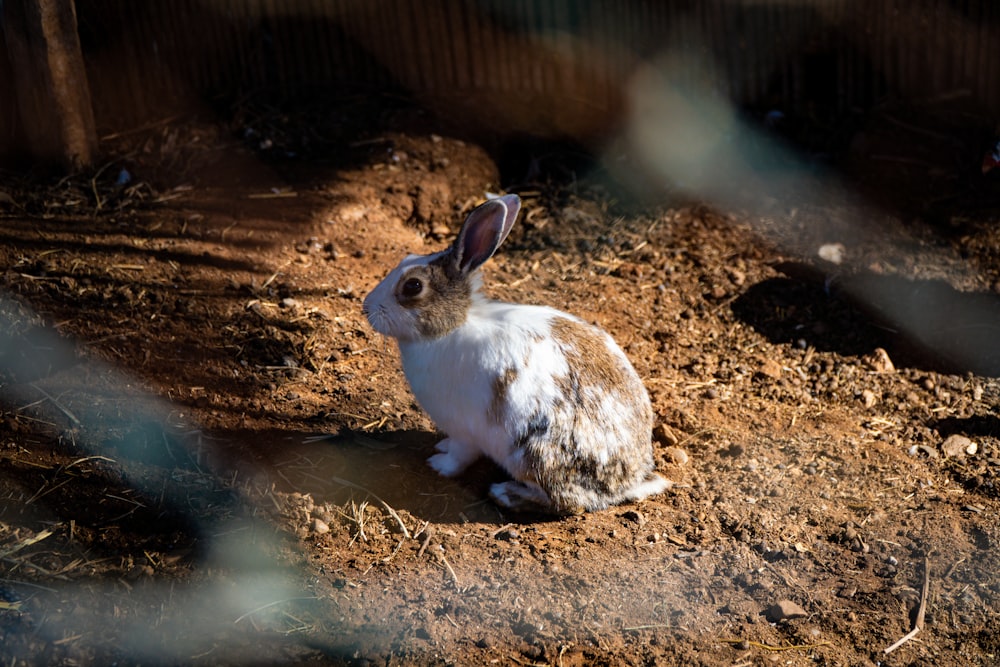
[861, 389, 877, 408]
[664, 446, 689, 466]
[312, 518, 330, 534]
[941, 434, 976, 459]
[495, 528, 519, 541]
[909, 444, 939, 459]
[621, 510, 646, 526]
[838, 586, 857, 599]
[865, 347, 895, 373]
[756, 357, 783, 380]
[653, 423, 680, 446]
[280, 297, 299, 309]
[817, 243, 845, 264]
[765, 599, 808, 623]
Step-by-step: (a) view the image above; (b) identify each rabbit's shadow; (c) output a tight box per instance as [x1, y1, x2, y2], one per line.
[242, 428, 563, 525]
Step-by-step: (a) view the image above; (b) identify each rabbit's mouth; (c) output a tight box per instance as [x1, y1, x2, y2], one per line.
[362, 302, 394, 337]
[362, 304, 382, 330]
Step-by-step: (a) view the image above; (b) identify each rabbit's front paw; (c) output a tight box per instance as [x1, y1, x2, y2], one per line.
[427, 438, 480, 477]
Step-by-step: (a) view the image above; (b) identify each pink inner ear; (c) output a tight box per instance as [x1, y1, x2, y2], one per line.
[458, 203, 506, 272]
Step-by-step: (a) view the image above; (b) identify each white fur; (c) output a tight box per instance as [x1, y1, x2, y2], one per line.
[398, 295, 570, 470]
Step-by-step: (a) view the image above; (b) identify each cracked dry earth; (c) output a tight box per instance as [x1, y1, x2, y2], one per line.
[1, 114, 1000, 665]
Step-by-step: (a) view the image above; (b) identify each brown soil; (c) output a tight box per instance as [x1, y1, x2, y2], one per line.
[2, 103, 1000, 666]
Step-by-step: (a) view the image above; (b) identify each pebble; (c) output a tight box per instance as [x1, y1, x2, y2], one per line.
[756, 358, 783, 380]
[817, 243, 845, 264]
[765, 599, 808, 623]
[865, 347, 895, 373]
[861, 389, 877, 408]
[908, 444, 938, 459]
[941, 434, 977, 459]
[312, 518, 330, 534]
[838, 586, 857, 599]
[654, 423, 681, 446]
[621, 510, 646, 526]
[664, 446, 689, 466]
[495, 528, 519, 541]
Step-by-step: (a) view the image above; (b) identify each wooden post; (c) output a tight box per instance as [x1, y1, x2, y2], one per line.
[3, 0, 97, 170]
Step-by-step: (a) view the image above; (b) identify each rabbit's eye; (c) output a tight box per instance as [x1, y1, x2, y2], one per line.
[401, 277, 424, 297]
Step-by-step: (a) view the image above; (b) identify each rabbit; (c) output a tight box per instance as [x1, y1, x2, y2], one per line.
[362, 193, 669, 513]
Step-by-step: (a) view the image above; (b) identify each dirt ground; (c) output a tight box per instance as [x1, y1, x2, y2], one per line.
[2, 98, 1000, 666]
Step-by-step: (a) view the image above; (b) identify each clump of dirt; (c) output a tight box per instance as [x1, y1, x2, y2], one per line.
[1, 104, 1000, 665]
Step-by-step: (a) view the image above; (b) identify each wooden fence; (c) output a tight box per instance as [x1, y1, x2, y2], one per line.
[2, 0, 999, 166]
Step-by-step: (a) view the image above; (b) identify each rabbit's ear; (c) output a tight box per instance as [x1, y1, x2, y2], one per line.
[453, 194, 521, 274]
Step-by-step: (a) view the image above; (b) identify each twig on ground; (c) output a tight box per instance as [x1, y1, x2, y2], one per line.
[883, 555, 931, 655]
[0, 577, 58, 593]
[28, 383, 81, 427]
[0, 530, 54, 559]
[233, 596, 318, 625]
[330, 476, 410, 538]
[415, 524, 433, 558]
[437, 550, 460, 589]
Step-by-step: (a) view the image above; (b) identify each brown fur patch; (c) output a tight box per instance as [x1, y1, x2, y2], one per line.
[489, 367, 519, 424]
[537, 316, 655, 510]
[396, 252, 470, 339]
[552, 319, 619, 384]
